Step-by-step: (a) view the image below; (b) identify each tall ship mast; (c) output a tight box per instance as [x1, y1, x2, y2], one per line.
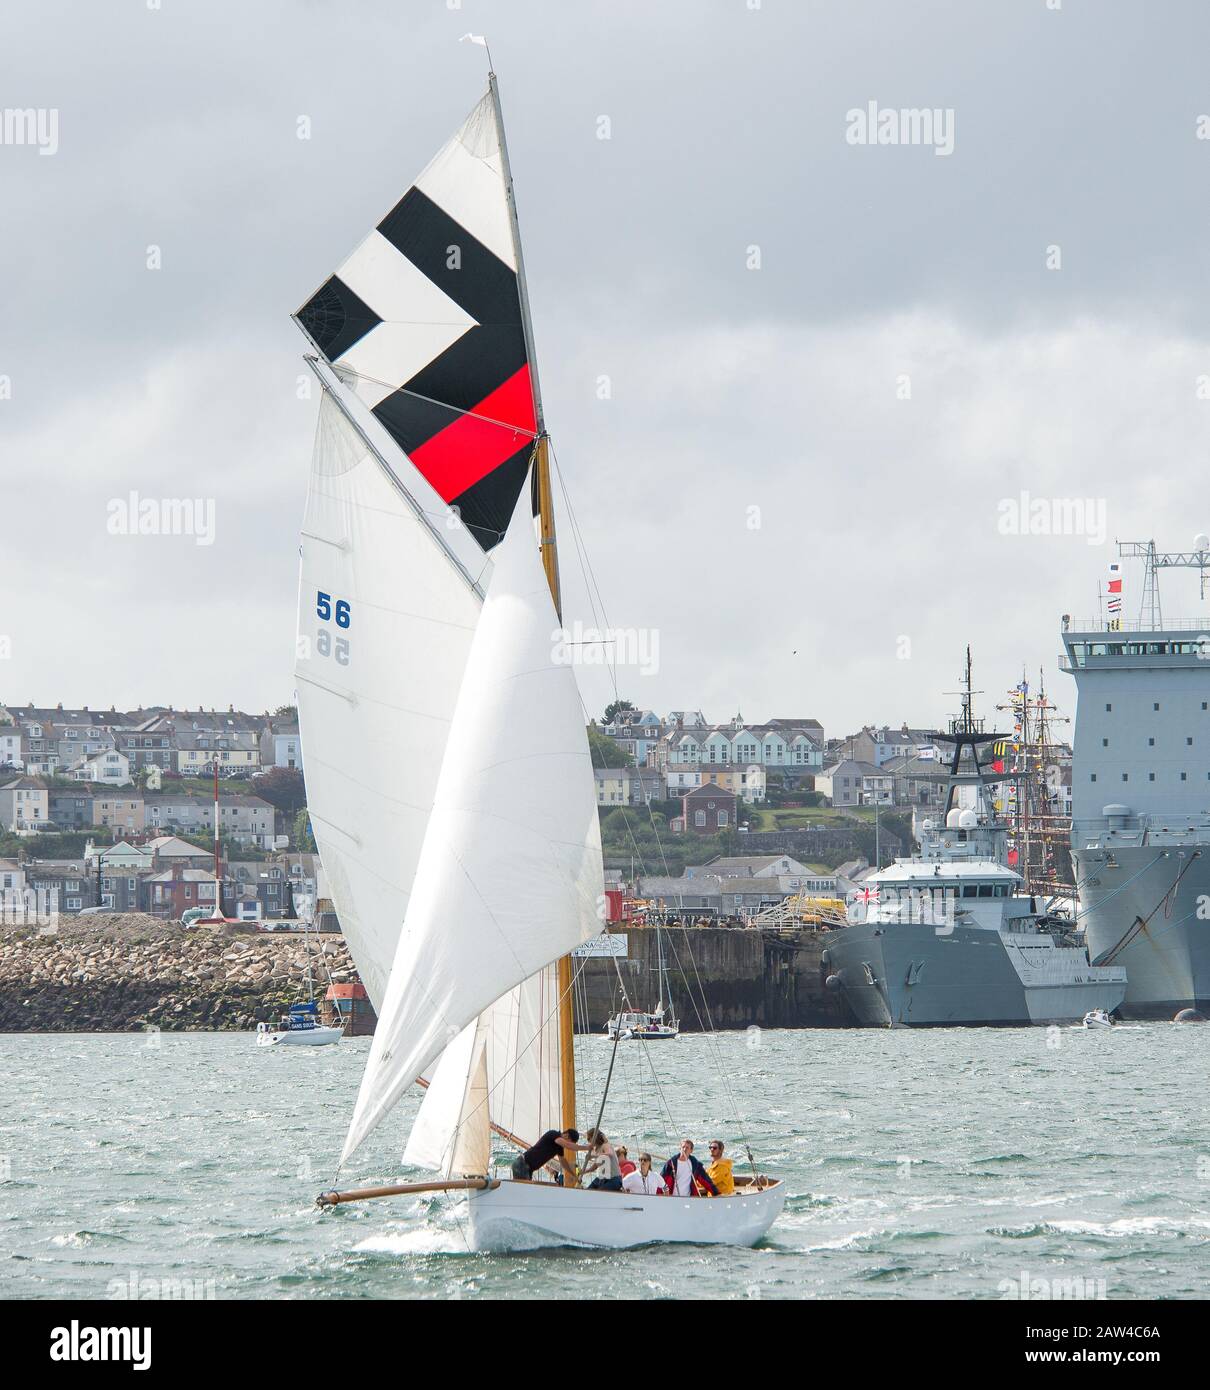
[1060, 535, 1210, 1019]
[994, 670, 1074, 901]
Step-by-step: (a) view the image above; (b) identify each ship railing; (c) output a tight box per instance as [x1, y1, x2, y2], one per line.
[1063, 617, 1210, 633]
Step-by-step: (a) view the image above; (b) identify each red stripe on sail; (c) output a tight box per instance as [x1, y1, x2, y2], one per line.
[410, 365, 537, 502]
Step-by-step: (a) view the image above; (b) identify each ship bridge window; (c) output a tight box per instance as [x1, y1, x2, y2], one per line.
[977, 884, 994, 898]
[961, 884, 978, 898]
[1106, 703, 1112, 712]
[1149, 737, 1155, 746]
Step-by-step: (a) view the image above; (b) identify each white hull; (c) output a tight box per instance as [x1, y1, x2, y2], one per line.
[256, 1025, 343, 1047]
[465, 1177, 785, 1251]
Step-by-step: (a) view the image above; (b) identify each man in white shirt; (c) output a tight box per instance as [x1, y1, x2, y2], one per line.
[620, 1152, 664, 1196]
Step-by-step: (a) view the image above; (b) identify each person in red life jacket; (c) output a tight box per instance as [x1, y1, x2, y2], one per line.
[616, 1145, 636, 1177]
[661, 1139, 719, 1197]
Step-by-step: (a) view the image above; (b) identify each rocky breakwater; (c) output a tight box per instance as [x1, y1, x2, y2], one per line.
[0, 915, 356, 1032]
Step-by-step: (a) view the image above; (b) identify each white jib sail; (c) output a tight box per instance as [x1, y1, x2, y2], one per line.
[341, 483, 603, 1164]
[406, 960, 562, 1176]
[295, 382, 484, 1010]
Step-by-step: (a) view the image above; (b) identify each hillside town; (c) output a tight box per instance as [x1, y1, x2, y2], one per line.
[0, 697, 1074, 931]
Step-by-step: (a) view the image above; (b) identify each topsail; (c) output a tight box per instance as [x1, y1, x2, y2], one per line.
[294, 86, 539, 1009]
[297, 91, 537, 554]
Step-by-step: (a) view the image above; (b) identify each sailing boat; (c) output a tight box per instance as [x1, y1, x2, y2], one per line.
[292, 64, 783, 1249]
[606, 925, 679, 1039]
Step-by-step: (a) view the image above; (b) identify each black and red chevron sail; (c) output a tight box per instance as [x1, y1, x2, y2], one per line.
[296, 91, 537, 552]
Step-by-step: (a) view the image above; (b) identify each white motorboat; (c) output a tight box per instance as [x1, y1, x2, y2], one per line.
[1081, 1008, 1114, 1029]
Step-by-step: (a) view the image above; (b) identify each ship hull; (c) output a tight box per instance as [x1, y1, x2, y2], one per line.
[822, 922, 1127, 1027]
[1075, 843, 1210, 1018]
[465, 1176, 785, 1251]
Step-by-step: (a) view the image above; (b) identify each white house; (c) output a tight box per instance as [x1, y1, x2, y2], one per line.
[68, 749, 133, 786]
[272, 730, 303, 771]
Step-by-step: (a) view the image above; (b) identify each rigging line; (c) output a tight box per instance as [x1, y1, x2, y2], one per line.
[659, 922, 758, 1180]
[330, 366, 541, 443]
[546, 436, 755, 1162]
[549, 440, 618, 691]
[1071, 854, 1170, 923]
[438, 951, 593, 1164]
[1096, 852, 1204, 964]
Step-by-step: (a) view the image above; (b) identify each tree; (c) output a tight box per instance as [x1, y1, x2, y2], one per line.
[251, 767, 307, 815]
[273, 704, 298, 721]
[603, 698, 636, 726]
[293, 809, 316, 852]
[587, 727, 634, 768]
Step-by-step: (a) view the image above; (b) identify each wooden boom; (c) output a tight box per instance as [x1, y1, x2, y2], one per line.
[317, 1177, 501, 1208]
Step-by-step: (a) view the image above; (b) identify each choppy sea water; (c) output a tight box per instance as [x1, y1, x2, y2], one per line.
[6, 1026, 1209, 1300]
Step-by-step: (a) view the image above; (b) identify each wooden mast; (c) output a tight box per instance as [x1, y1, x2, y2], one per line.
[490, 68, 576, 1134]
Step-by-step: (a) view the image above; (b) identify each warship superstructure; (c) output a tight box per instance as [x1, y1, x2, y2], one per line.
[1060, 538, 1210, 1018]
[822, 654, 1127, 1027]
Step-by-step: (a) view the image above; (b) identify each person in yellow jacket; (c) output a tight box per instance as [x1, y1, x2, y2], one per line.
[706, 1139, 734, 1195]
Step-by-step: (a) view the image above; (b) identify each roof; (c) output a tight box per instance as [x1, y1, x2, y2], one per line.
[175, 729, 260, 751]
[144, 835, 211, 857]
[820, 759, 886, 778]
[699, 854, 804, 873]
[0, 775, 47, 791]
[681, 783, 737, 801]
[145, 792, 273, 810]
[146, 868, 221, 883]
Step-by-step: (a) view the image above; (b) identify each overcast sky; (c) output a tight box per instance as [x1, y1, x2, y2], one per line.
[4, 0, 1210, 737]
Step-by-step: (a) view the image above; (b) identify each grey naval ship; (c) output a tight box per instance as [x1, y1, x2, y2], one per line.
[822, 655, 1127, 1027]
[1061, 537, 1210, 1019]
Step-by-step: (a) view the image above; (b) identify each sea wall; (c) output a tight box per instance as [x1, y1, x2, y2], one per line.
[0, 917, 855, 1033]
[576, 924, 853, 1030]
[0, 916, 353, 1033]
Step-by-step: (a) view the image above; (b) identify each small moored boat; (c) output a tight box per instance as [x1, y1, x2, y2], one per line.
[257, 1001, 343, 1048]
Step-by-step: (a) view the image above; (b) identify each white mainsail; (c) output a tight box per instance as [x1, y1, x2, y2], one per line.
[340, 484, 603, 1164]
[295, 380, 484, 1011]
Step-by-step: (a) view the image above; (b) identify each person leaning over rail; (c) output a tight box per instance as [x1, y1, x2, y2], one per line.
[706, 1139, 734, 1195]
[661, 1139, 719, 1197]
[511, 1127, 586, 1184]
[582, 1127, 624, 1191]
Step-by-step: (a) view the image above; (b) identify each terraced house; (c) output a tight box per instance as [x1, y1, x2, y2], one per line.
[0, 775, 49, 831]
